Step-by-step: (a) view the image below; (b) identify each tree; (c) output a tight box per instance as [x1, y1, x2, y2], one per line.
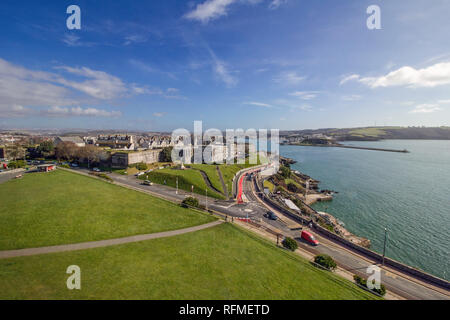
[282, 237, 298, 251]
[77, 145, 101, 168]
[55, 142, 78, 161]
[314, 254, 337, 271]
[136, 162, 148, 171]
[280, 165, 291, 178]
[287, 182, 300, 193]
[38, 141, 54, 153]
[160, 147, 173, 162]
[353, 275, 386, 296]
[181, 197, 200, 208]
[7, 160, 26, 169]
[7, 145, 26, 161]
[35, 141, 55, 159]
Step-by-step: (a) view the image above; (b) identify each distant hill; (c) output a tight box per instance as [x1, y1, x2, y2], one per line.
[281, 126, 450, 141]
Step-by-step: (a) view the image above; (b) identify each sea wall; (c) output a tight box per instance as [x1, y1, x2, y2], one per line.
[253, 175, 450, 290]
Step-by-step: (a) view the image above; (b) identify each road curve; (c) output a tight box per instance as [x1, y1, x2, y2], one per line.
[243, 172, 450, 300]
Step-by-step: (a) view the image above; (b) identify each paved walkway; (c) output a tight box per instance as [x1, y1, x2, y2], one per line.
[216, 165, 229, 199]
[0, 220, 223, 259]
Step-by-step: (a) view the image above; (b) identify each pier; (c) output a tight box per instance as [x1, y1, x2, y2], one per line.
[334, 145, 409, 153]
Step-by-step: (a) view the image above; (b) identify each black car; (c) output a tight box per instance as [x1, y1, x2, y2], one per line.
[267, 211, 278, 221]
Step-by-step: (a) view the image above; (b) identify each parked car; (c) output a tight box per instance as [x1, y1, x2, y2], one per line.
[70, 163, 78, 167]
[92, 168, 101, 172]
[266, 211, 278, 221]
[301, 231, 319, 246]
[143, 180, 153, 186]
[135, 172, 145, 177]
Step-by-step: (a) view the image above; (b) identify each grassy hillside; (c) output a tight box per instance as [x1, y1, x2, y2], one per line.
[0, 223, 378, 300]
[281, 126, 450, 141]
[218, 163, 260, 195]
[0, 170, 215, 250]
[144, 168, 226, 200]
[189, 164, 225, 194]
[144, 160, 263, 200]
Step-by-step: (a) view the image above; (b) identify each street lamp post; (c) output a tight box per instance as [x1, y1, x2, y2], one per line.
[205, 188, 208, 211]
[382, 227, 388, 266]
[176, 177, 178, 194]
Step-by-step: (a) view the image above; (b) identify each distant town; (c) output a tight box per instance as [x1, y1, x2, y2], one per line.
[5, 125, 448, 168]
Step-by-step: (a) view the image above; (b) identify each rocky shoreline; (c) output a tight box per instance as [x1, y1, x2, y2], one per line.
[291, 171, 372, 248]
[268, 165, 372, 248]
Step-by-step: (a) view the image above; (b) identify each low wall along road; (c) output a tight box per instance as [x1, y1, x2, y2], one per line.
[250, 171, 450, 291]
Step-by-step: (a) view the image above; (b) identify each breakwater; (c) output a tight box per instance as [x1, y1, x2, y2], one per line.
[281, 140, 450, 282]
[334, 145, 409, 153]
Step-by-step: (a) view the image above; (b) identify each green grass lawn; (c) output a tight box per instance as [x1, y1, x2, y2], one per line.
[348, 127, 387, 138]
[144, 168, 226, 200]
[189, 164, 225, 194]
[0, 170, 215, 250]
[217, 162, 260, 195]
[263, 180, 275, 192]
[0, 223, 378, 300]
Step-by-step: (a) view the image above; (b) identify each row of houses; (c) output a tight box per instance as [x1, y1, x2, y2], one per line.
[52, 134, 257, 168]
[79, 134, 177, 150]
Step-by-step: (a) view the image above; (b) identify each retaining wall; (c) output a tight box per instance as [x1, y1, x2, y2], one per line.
[254, 176, 450, 291]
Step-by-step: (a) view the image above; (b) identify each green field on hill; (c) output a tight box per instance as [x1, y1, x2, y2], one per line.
[143, 168, 226, 200]
[0, 170, 215, 250]
[217, 163, 259, 195]
[0, 223, 378, 300]
[189, 164, 225, 194]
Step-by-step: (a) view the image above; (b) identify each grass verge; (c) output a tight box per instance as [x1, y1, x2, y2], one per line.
[0, 169, 215, 250]
[0, 223, 379, 300]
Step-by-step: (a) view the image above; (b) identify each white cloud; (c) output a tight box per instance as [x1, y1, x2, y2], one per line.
[342, 95, 362, 101]
[55, 66, 128, 100]
[62, 34, 95, 47]
[185, 0, 236, 23]
[184, 0, 276, 23]
[289, 91, 319, 100]
[0, 105, 35, 118]
[409, 104, 442, 114]
[272, 98, 313, 111]
[215, 60, 238, 87]
[129, 59, 177, 80]
[340, 74, 360, 85]
[438, 99, 450, 104]
[153, 112, 165, 117]
[0, 58, 151, 118]
[207, 49, 238, 87]
[343, 62, 450, 88]
[269, 0, 287, 10]
[62, 34, 82, 47]
[292, 104, 312, 111]
[45, 106, 121, 117]
[123, 34, 148, 46]
[243, 102, 272, 108]
[273, 71, 305, 86]
[167, 88, 179, 94]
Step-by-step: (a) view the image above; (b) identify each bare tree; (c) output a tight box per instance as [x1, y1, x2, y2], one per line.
[77, 145, 102, 168]
[7, 145, 26, 161]
[55, 142, 78, 161]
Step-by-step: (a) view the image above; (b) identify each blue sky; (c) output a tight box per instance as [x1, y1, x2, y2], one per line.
[1, 0, 450, 131]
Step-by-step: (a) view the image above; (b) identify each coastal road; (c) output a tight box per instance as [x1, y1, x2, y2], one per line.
[241, 174, 450, 300]
[73, 167, 449, 300]
[73, 168, 261, 220]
